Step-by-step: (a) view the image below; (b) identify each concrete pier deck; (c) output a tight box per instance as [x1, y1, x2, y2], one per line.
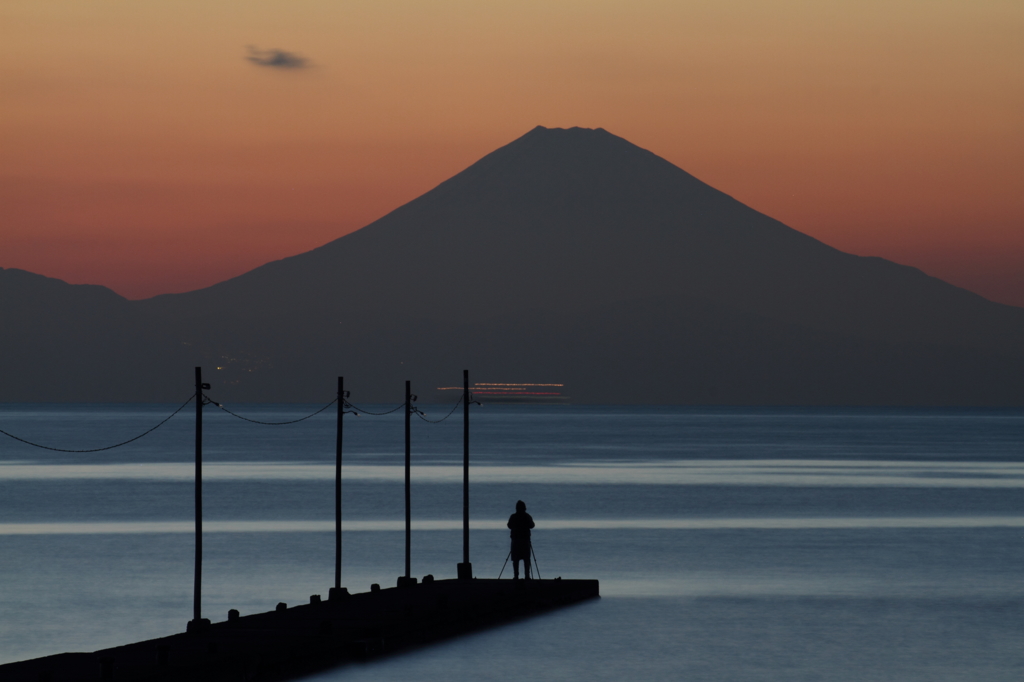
[1, 577, 599, 682]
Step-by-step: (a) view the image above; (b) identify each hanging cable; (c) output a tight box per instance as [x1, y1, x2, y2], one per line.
[204, 395, 337, 425]
[414, 394, 465, 424]
[344, 400, 405, 416]
[0, 395, 195, 453]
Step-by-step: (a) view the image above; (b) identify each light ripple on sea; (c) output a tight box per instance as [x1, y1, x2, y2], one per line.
[1, 460, 1023, 487]
[1, 516, 1023, 535]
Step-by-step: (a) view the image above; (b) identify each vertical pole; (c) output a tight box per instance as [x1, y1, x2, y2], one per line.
[404, 380, 412, 579]
[456, 372, 471, 577]
[193, 367, 203, 624]
[335, 376, 343, 590]
[457, 369, 472, 579]
[462, 369, 470, 565]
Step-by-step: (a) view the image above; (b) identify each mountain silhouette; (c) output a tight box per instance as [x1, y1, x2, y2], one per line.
[3, 126, 1023, 404]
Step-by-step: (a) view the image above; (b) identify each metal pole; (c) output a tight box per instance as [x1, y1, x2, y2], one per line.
[335, 376, 343, 590]
[462, 369, 470, 564]
[404, 380, 411, 579]
[193, 367, 203, 624]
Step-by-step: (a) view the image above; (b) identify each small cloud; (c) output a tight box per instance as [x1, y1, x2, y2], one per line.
[245, 46, 310, 69]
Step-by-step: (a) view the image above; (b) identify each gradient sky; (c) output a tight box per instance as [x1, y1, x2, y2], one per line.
[2, 1, 1022, 305]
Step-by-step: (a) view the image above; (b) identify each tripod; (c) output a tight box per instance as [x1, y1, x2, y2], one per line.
[498, 542, 542, 580]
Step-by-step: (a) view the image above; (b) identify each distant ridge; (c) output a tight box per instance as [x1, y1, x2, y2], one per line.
[2, 127, 1023, 404]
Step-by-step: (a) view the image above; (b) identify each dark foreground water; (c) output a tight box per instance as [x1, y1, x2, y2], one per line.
[1, 404, 1022, 680]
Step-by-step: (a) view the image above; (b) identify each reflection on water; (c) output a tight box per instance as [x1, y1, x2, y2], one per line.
[301, 596, 1024, 682]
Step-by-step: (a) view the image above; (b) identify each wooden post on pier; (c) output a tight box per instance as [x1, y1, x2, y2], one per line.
[189, 366, 208, 630]
[458, 369, 473, 579]
[335, 377, 343, 591]
[404, 380, 412, 581]
[329, 377, 351, 600]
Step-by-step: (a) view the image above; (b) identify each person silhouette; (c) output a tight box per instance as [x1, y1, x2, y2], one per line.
[507, 500, 535, 579]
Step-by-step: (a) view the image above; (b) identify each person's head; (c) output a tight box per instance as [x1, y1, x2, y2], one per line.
[516, 500, 526, 513]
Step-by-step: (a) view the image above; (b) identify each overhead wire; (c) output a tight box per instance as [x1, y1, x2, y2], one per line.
[0, 382, 475, 452]
[414, 394, 465, 424]
[0, 395, 195, 453]
[204, 395, 338, 425]
[344, 400, 405, 416]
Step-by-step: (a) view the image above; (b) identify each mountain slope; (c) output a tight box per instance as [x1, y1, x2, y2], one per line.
[143, 126, 1024, 352]
[0, 268, 188, 401]
[3, 127, 1023, 404]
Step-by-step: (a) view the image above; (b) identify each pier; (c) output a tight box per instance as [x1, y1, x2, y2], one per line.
[1, 578, 599, 682]
[1, 369, 599, 680]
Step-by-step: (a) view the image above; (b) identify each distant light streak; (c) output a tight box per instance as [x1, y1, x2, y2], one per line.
[437, 382, 565, 391]
[472, 392, 562, 396]
[475, 383, 564, 387]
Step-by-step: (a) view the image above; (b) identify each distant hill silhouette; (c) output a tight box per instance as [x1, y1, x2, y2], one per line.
[3, 126, 1024, 404]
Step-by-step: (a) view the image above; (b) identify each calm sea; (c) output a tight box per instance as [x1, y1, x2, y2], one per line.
[1, 404, 1022, 680]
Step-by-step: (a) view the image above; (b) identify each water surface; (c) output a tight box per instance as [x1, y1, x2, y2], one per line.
[1, 404, 1021, 680]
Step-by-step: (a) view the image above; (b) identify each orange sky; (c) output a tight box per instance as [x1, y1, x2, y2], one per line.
[2, 1, 1022, 305]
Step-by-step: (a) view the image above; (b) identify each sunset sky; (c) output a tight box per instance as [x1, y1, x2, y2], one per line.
[2, 1, 1022, 305]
